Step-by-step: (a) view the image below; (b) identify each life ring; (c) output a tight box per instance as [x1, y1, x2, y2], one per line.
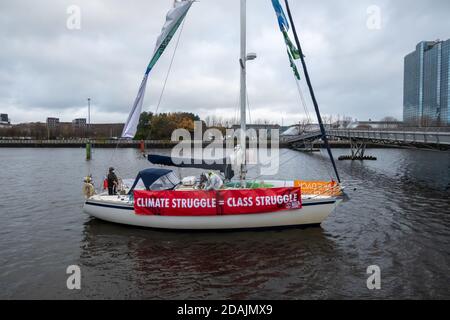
[83, 183, 95, 198]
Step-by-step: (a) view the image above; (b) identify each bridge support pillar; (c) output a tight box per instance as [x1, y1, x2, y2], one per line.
[339, 139, 376, 161]
[350, 139, 366, 158]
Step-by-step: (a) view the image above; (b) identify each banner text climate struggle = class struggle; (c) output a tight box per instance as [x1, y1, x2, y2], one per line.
[134, 187, 302, 216]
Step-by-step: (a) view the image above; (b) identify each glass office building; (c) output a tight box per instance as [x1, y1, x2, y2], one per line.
[403, 40, 450, 126]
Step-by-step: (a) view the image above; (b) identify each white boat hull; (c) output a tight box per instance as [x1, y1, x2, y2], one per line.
[83, 198, 340, 230]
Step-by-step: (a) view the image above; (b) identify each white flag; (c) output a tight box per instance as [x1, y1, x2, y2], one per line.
[121, 74, 149, 139]
[121, 0, 194, 139]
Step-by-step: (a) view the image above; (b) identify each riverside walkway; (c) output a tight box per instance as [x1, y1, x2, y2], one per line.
[283, 128, 450, 149]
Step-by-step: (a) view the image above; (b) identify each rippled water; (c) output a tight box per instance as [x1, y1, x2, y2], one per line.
[0, 147, 449, 299]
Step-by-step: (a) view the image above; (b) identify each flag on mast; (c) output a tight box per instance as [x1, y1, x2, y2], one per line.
[121, 0, 194, 139]
[270, 0, 301, 80]
[271, 0, 289, 30]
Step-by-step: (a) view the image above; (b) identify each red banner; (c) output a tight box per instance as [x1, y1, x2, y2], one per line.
[134, 187, 301, 216]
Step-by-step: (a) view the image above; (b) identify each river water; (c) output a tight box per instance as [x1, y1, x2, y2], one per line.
[0, 147, 449, 299]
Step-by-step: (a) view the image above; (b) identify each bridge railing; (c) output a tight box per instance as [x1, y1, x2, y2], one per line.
[327, 129, 450, 146]
[340, 127, 450, 132]
[282, 128, 450, 146]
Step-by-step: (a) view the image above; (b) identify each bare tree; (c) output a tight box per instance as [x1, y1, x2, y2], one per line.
[380, 116, 399, 122]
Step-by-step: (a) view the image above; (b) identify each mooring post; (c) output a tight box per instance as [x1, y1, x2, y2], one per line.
[86, 98, 92, 161]
[86, 141, 91, 161]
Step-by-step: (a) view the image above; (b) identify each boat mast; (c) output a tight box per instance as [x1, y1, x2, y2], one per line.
[283, 0, 341, 183]
[239, 0, 247, 185]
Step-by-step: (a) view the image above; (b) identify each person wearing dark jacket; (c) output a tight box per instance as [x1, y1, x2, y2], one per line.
[107, 167, 119, 195]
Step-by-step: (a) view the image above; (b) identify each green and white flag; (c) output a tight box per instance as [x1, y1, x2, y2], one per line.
[283, 30, 300, 60]
[287, 49, 301, 80]
[271, 0, 301, 80]
[122, 0, 194, 139]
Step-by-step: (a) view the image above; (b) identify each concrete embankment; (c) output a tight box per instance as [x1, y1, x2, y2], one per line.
[0, 139, 398, 149]
[0, 140, 286, 148]
[0, 140, 176, 148]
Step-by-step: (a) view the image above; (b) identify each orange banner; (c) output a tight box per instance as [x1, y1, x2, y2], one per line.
[294, 180, 342, 196]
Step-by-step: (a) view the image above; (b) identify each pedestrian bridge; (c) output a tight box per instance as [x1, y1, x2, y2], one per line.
[282, 129, 450, 148]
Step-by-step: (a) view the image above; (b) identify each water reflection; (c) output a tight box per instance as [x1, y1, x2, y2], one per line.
[1, 148, 449, 299]
[76, 148, 450, 299]
[80, 218, 339, 299]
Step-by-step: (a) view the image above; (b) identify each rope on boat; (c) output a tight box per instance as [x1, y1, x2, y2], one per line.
[294, 76, 313, 127]
[246, 91, 253, 126]
[101, 17, 189, 185]
[144, 17, 188, 147]
[155, 18, 187, 118]
[246, 148, 306, 182]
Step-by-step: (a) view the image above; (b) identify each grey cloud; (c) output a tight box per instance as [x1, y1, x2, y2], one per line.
[1, 0, 449, 124]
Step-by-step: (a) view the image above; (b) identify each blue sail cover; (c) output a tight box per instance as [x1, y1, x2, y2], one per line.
[147, 154, 235, 180]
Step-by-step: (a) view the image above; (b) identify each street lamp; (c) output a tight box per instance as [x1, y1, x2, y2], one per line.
[87, 98, 91, 138]
[246, 52, 257, 61]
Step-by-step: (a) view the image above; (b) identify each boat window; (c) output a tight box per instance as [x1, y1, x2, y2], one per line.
[123, 178, 145, 190]
[150, 173, 180, 191]
[166, 172, 181, 185]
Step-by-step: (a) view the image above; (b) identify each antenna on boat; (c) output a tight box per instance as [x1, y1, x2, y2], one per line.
[283, 0, 341, 183]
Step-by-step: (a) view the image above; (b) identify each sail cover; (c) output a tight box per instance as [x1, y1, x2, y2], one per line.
[148, 154, 235, 180]
[128, 168, 179, 193]
[121, 0, 194, 138]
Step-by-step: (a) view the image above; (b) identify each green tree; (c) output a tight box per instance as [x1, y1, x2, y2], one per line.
[134, 111, 201, 140]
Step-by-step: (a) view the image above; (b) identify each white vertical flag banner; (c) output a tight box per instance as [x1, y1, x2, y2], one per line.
[121, 0, 194, 139]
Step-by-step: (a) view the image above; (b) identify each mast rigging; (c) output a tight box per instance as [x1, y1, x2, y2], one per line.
[283, 0, 341, 183]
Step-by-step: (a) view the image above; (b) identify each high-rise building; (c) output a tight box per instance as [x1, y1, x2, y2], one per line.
[403, 40, 450, 126]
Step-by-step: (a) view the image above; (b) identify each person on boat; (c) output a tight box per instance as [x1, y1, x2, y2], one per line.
[107, 167, 119, 195]
[200, 172, 223, 190]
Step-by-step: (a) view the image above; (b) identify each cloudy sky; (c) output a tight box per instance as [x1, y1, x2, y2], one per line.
[1, 0, 449, 125]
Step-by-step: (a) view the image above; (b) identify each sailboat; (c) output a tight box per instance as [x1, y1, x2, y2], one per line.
[83, 0, 345, 230]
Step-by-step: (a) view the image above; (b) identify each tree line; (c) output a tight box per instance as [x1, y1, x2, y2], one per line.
[134, 112, 201, 140]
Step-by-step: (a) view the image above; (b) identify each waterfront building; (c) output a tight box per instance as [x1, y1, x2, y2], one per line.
[0, 114, 11, 128]
[403, 39, 450, 126]
[72, 118, 87, 128]
[1, 113, 9, 123]
[46, 117, 59, 127]
[1, 113, 10, 124]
